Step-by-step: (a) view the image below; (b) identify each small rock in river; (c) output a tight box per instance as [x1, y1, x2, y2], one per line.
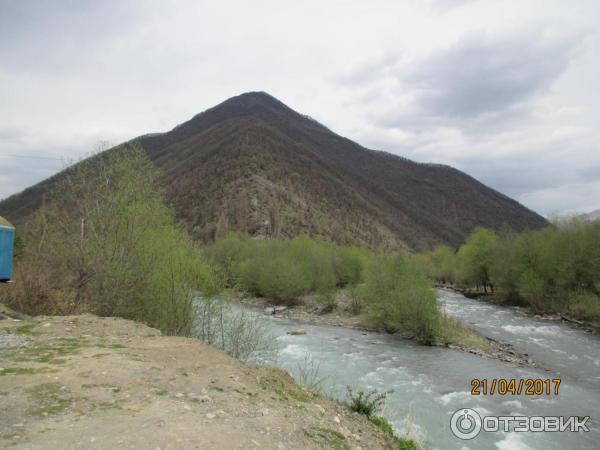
[286, 329, 306, 335]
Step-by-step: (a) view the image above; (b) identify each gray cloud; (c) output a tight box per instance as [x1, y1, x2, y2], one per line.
[405, 33, 577, 119]
[354, 30, 582, 133]
[0, 0, 137, 72]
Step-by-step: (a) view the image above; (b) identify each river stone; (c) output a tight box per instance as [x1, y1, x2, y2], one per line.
[0, 332, 28, 349]
[286, 329, 306, 335]
[264, 307, 275, 315]
[274, 306, 287, 314]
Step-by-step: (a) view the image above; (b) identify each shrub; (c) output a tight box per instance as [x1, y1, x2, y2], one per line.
[356, 255, 440, 344]
[204, 234, 371, 303]
[568, 292, 600, 322]
[417, 245, 457, 285]
[346, 386, 390, 418]
[1, 146, 223, 336]
[193, 296, 278, 360]
[456, 227, 498, 291]
[295, 353, 325, 393]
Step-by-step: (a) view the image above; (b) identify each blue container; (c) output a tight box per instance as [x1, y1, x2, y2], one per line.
[0, 217, 15, 282]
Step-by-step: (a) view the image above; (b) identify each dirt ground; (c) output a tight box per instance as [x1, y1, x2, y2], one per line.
[0, 307, 401, 450]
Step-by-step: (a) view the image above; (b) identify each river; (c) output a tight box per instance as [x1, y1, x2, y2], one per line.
[250, 289, 600, 449]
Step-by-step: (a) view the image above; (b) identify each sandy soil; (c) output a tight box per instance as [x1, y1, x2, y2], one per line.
[0, 308, 402, 450]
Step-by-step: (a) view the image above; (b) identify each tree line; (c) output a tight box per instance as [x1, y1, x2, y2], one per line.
[4, 147, 521, 348]
[204, 235, 445, 344]
[417, 223, 600, 323]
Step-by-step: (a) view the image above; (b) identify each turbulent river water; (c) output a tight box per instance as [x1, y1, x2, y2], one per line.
[249, 289, 600, 450]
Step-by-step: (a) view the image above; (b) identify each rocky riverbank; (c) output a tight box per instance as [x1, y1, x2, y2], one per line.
[235, 291, 537, 368]
[438, 284, 600, 334]
[0, 305, 411, 449]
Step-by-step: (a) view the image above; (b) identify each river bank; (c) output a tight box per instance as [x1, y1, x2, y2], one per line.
[0, 304, 414, 449]
[438, 284, 600, 334]
[229, 289, 536, 368]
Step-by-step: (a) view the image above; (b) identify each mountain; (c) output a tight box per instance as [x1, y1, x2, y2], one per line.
[0, 91, 547, 250]
[581, 209, 600, 222]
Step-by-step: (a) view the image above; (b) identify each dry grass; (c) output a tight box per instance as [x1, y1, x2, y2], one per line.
[438, 314, 491, 350]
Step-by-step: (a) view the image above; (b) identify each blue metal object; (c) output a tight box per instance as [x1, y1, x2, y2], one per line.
[0, 218, 15, 282]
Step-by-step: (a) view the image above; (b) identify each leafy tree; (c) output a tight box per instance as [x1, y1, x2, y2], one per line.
[420, 245, 457, 284]
[457, 227, 498, 291]
[2, 146, 222, 335]
[357, 255, 440, 344]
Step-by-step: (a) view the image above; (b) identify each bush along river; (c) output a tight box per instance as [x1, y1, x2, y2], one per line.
[244, 289, 599, 450]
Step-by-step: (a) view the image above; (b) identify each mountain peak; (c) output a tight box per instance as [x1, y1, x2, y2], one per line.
[0, 93, 548, 250]
[228, 91, 280, 103]
[163, 91, 308, 145]
[216, 91, 293, 115]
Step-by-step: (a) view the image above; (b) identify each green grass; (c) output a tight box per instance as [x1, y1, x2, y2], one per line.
[1, 338, 84, 364]
[89, 401, 122, 411]
[26, 383, 73, 416]
[15, 323, 38, 335]
[370, 416, 419, 450]
[438, 315, 491, 350]
[305, 427, 349, 450]
[0, 367, 59, 376]
[259, 376, 311, 403]
[1, 337, 128, 365]
[94, 341, 127, 349]
[81, 383, 121, 393]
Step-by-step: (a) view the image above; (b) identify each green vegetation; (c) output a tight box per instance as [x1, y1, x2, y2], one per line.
[15, 323, 37, 334]
[456, 228, 497, 292]
[438, 315, 491, 350]
[346, 386, 390, 418]
[0, 367, 59, 376]
[355, 255, 440, 344]
[370, 416, 419, 450]
[1, 146, 489, 351]
[206, 235, 446, 344]
[346, 387, 419, 450]
[204, 234, 371, 304]
[26, 383, 73, 416]
[0, 147, 222, 336]
[419, 220, 600, 323]
[305, 427, 349, 450]
[258, 369, 313, 403]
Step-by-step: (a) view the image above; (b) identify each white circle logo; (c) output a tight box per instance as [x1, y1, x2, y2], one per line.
[450, 408, 482, 440]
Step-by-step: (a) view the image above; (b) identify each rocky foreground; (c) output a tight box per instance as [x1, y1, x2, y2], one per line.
[0, 305, 402, 449]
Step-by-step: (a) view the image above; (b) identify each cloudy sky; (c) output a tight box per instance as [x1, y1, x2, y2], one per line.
[1, 0, 599, 216]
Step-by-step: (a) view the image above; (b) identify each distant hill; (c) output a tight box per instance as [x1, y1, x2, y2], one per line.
[0, 92, 547, 250]
[581, 209, 600, 222]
